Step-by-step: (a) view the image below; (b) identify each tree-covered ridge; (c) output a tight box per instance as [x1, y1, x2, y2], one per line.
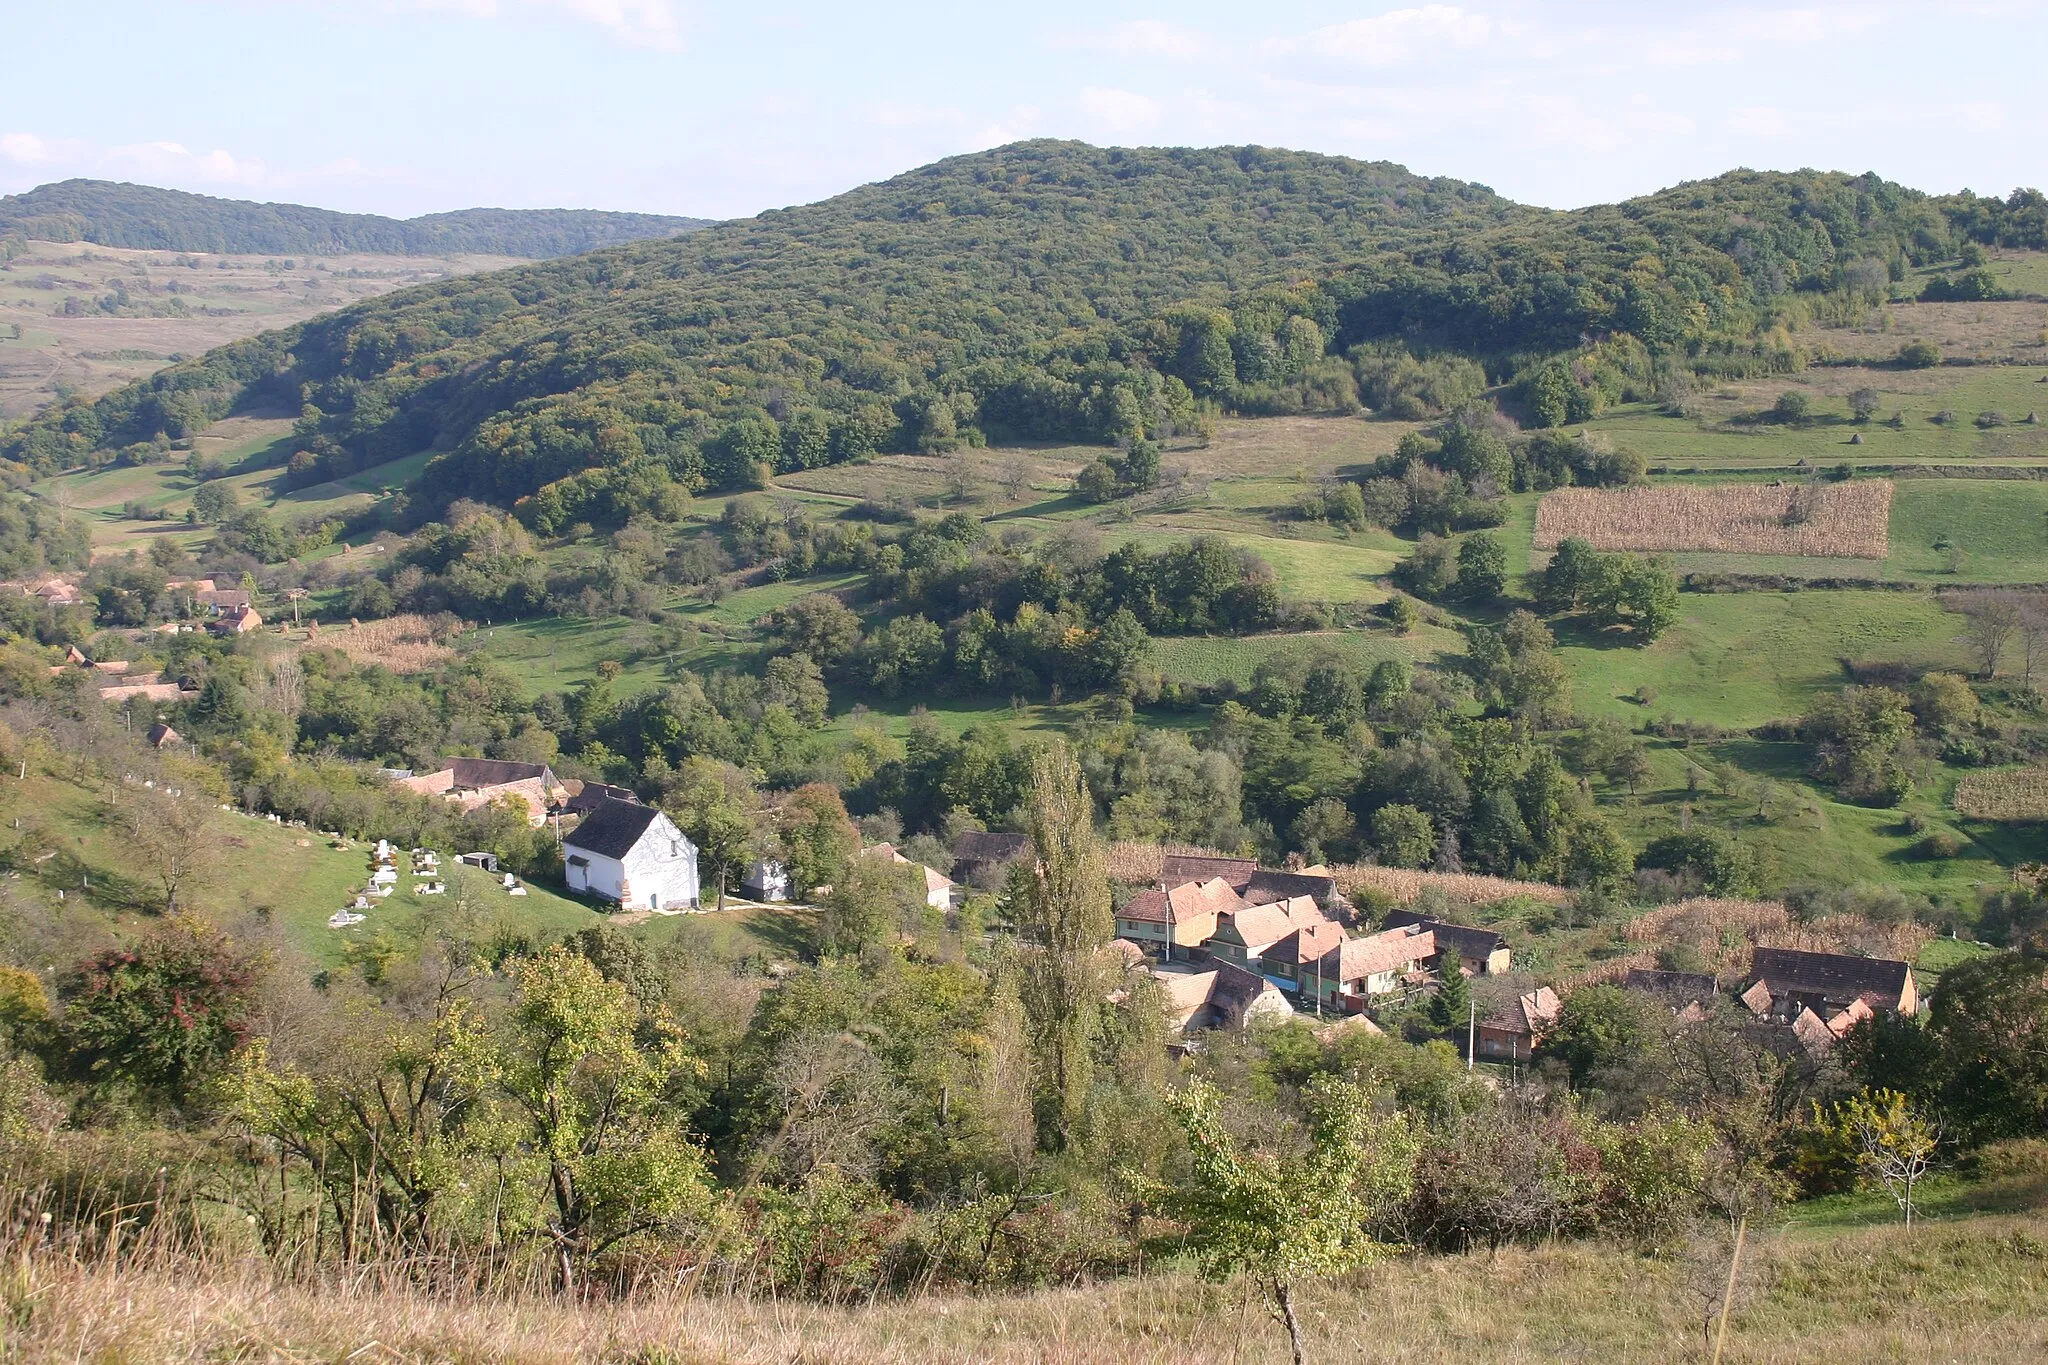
[0, 143, 1524, 491]
[0, 179, 711, 258]
[4, 146, 2037, 513]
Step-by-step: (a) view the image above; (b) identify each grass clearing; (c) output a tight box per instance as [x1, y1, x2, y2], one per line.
[1559, 589, 1968, 730]
[1535, 480, 1894, 558]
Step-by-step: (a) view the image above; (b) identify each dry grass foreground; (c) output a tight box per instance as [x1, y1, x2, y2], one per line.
[1534, 480, 1895, 558]
[8, 1212, 2048, 1363]
[1955, 763, 2048, 821]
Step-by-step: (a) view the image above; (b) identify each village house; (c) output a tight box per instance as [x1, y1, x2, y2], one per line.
[212, 603, 263, 635]
[1383, 910, 1511, 976]
[1152, 960, 1295, 1033]
[863, 843, 958, 909]
[562, 796, 700, 911]
[1737, 946, 1915, 1058]
[398, 757, 567, 827]
[1205, 895, 1330, 969]
[1114, 876, 1247, 961]
[1264, 922, 1435, 1012]
[144, 722, 181, 749]
[1476, 986, 1562, 1061]
[949, 831, 1032, 889]
[562, 779, 637, 816]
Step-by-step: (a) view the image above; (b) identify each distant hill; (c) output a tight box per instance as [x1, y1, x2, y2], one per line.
[0, 179, 712, 258]
[7, 142, 2038, 510]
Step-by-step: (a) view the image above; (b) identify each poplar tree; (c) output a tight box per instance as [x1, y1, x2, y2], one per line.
[1015, 741, 1112, 1145]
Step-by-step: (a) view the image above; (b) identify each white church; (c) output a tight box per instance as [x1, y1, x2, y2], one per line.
[562, 796, 700, 912]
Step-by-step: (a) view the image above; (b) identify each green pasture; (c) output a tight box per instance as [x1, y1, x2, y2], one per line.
[1599, 739, 2006, 898]
[1557, 590, 1968, 731]
[1582, 365, 2048, 469]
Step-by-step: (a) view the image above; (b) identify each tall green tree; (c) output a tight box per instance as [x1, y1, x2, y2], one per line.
[1014, 741, 1112, 1145]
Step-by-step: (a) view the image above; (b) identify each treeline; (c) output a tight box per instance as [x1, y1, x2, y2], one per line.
[0, 179, 709, 258]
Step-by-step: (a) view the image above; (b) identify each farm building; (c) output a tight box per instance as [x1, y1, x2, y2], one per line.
[950, 831, 1032, 888]
[563, 797, 700, 912]
[1623, 969, 1720, 1010]
[1477, 987, 1563, 1061]
[741, 859, 792, 902]
[1382, 910, 1511, 976]
[1153, 960, 1294, 1034]
[399, 757, 567, 827]
[1115, 877, 1248, 961]
[1740, 947, 1918, 1021]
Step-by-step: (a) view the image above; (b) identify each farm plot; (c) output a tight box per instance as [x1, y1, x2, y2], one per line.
[1534, 480, 1894, 558]
[1954, 763, 2048, 821]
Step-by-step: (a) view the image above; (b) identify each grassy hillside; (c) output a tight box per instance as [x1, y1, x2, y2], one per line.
[0, 756, 811, 972]
[0, 179, 711, 257]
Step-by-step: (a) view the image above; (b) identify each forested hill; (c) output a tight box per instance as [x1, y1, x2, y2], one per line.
[0, 179, 712, 257]
[5, 143, 2039, 520]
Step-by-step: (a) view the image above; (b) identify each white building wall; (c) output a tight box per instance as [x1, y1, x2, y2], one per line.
[563, 811, 699, 910]
[618, 816, 700, 910]
[565, 850, 626, 900]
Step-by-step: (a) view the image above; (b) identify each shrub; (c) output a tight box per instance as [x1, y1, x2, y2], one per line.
[1896, 341, 1942, 369]
[1976, 411, 2009, 429]
[1914, 831, 1965, 860]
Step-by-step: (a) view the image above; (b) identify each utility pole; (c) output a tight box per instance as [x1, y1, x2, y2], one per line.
[1467, 997, 1476, 1071]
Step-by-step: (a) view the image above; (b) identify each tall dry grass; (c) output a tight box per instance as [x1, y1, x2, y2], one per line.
[307, 613, 460, 673]
[1955, 763, 2048, 821]
[1534, 480, 1894, 558]
[10, 1207, 2048, 1363]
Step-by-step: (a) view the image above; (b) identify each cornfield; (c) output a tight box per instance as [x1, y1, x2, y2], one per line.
[1955, 763, 2048, 821]
[1328, 865, 1572, 906]
[308, 613, 459, 674]
[1618, 896, 1930, 980]
[1105, 841, 1239, 884]
[1534, 480, 1894, 558]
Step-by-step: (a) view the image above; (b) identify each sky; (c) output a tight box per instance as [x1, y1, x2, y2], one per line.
[2, 1, 2043, 221]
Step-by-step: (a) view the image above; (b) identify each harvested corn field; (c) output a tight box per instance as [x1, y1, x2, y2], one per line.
[306, 613, 458, 673]
[1955, 763, 2048, 821]
[1534, 480, 1894, 558]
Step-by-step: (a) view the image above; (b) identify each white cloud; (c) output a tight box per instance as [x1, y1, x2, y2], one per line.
[1271, 5, 1495, 67]
[1731, 6, 1890, 43]
[1057, 19, 1214, 59]
[1077, 87, 1163, 138]
[404, 0, 686, 51]
[1644, 34, 1742, 65]
[0, 133, 52, 165]
[106, 141, 270, 187]
[1726, 105, 1789, 136]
